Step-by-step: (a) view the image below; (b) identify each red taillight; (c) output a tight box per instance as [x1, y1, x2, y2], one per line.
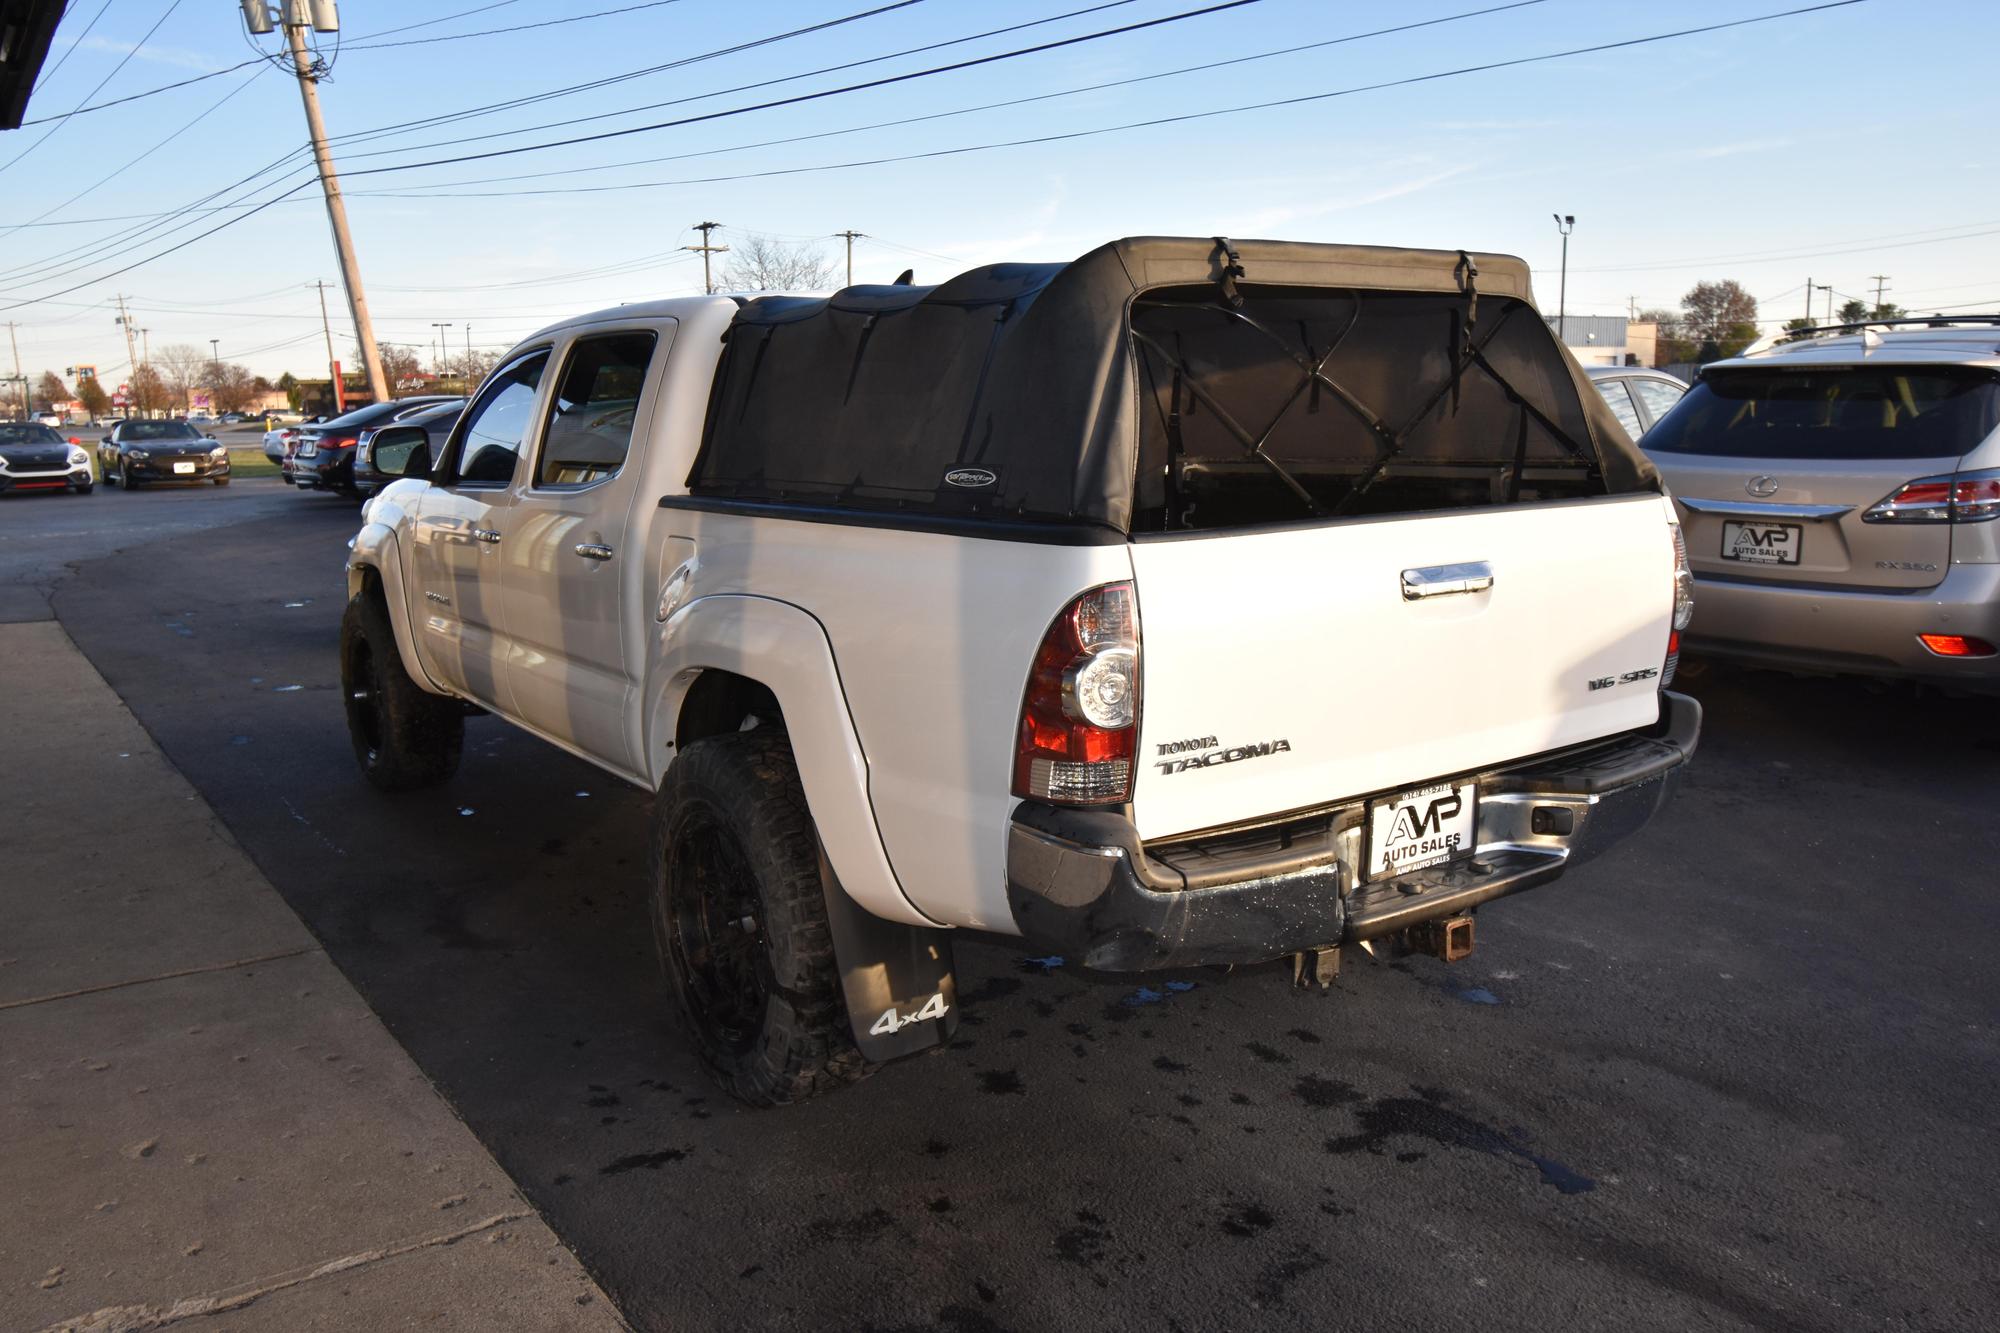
[1865, 468, 2000, 523]
[1013, 582, 1139, 805]
[1663, 520, 1692, 688]
[1917, 633, 1998, 658]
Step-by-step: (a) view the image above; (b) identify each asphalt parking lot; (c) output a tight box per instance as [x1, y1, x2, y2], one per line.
[22, 480, 2000, 1331]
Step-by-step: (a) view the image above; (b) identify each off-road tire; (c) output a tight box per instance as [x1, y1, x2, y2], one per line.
[652, 730, 870, 1105]
[339, 590, 463, 790]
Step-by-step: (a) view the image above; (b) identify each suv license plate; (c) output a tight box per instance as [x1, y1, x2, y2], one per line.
[1367, 781, 1477, 880]
[1720, 520, 1800, 565]
[173, 461, 196, 474]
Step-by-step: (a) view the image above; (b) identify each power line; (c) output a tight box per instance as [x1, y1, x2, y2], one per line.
[29, 0, 116, 95]
[333, 0, 1145, 165]
[0, 0, 1870, 315]
[0, 0, 188, 178]
[354, 1, 1551, 195]
[18, 58, 270, 124]
[348, 1, 527, 44]
[336, 0, 1266, 182]
[323, 1, 931, 154]
[343, 1, 691, 52]
[5, 66, 274, 239]
[354, 2, 1869, 204]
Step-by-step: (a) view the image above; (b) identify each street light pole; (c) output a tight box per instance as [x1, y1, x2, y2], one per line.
[430, 323, 453, 379]
[1552, 213, 1575, 344]
[1817, 284, 1834, 325]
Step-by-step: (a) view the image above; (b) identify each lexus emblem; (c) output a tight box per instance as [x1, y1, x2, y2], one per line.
[1746, 475, 1779, 498]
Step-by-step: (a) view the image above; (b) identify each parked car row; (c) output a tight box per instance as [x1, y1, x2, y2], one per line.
[279, 396, 464, 498]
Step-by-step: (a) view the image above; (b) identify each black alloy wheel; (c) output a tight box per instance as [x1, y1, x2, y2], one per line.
[663, 808, 771, 1058]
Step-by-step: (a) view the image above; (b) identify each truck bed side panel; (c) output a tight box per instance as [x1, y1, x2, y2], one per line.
[651, 511, 1132, 932]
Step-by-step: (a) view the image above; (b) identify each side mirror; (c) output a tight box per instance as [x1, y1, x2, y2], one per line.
[371, 426, 431, 480]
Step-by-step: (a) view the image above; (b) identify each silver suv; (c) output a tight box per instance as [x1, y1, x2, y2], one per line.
[1643, 321, 2000, 691]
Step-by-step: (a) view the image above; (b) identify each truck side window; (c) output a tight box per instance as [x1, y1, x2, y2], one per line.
[452, 350, 549, 486]
[535, 332, 656, 489]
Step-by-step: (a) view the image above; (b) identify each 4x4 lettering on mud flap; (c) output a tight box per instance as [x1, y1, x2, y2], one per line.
[869, 992, 949, 1036]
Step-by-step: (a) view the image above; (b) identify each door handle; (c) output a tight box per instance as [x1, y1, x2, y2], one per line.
[1401, 561, 1494, 600]
[574, 542, 614, 562]
[471, 528, 502, 544]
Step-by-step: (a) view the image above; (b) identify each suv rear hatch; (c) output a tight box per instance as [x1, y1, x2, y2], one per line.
[1119, 284, 1676, 842]
[1642, 364, 2000, 591]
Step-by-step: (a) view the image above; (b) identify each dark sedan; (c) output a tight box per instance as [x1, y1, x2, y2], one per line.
[0, 422, 94, 496]
[353, 400, 466, 498]
[98, 419, 229, 489]
[288, 397, 462, 496]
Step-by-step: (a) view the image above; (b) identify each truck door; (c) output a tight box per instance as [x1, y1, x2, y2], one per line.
[494, 326, 670, 773]
[407, 347, 551, 709]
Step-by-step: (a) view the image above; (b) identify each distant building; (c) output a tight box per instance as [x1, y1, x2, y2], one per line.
[1545, 314, 1634, 367]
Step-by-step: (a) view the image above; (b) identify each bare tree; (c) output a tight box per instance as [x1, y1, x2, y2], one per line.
[153, 343, 210, 412]
[36, 370, 67, 410]
[201, 361, 258, 414]
[371, 342, 425, 392]
[721, 234, 839, 292]
[128, 364, 169, 415]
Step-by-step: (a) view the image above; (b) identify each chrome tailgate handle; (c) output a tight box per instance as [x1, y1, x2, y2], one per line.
[471, 528, 502, 544]
[574, 542, 614, 561]
[1402, 561, 1494, 600]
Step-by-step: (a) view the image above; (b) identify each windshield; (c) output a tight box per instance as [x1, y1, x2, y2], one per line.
[123, 421, 201, 441]
[1644, 366, 2000, 460]
[0, 424, 65, 446]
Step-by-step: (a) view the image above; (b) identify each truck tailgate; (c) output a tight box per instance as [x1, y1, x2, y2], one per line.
[1127, 494, 1675, 841]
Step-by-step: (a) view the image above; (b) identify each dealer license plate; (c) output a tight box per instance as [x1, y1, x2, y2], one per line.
[1367, 781, 1477, 880]
[1720, 520, 1800, 565]
[173, 461, 196, 474]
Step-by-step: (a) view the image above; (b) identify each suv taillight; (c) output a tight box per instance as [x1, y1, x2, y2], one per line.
[1013, 582, 1139, 805]
[1863, 467, 2000, 523]
[1665, 519, 1693, 687]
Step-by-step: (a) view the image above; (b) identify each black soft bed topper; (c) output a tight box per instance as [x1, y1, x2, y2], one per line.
[686, 236, 1660, 534]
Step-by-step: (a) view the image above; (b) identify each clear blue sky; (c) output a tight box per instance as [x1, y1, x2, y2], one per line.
[3, 0, 1995, 387]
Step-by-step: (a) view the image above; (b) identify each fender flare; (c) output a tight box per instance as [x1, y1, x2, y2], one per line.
[346, 522, 451, 697]
[645, 593, 939, 929]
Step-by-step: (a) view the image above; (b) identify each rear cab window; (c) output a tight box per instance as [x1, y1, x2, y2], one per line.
[1643, 366, 2000, 459]
[535, 332, 657, 489]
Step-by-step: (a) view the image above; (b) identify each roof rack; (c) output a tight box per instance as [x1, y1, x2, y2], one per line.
[1788, 315, 2000, 335]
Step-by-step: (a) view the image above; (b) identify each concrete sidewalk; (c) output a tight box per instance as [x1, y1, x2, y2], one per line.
[0, 621, 623, 1332]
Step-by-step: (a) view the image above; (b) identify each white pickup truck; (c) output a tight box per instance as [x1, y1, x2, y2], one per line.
[343, 237, 1699, 1104]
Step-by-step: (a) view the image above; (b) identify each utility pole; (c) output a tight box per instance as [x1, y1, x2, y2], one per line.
[312, 279, 344, 413]
[4, 320, 20, 420]
[1870, 274, 1890, 310]
[245, 3, 388, 405]
[1804, 279, 1813, 327]
[835, 229, 865, 286]
[1552, 213, 1575, 344]
[463, 325, 472, 385]
[685, 221, 728, 294]
[113, 296, 140, 415]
